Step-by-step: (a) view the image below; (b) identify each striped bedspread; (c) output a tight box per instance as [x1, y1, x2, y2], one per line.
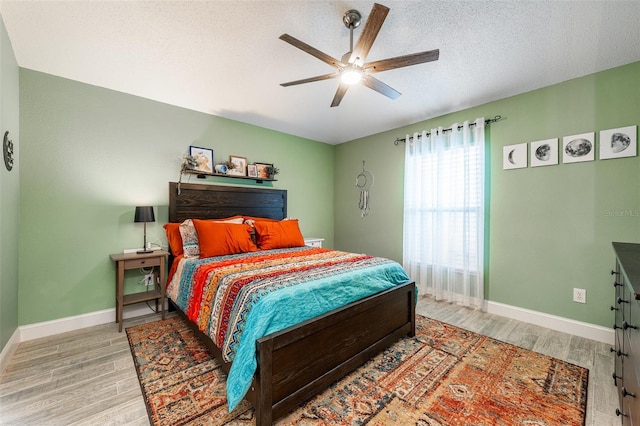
[166, 246, 411, 411]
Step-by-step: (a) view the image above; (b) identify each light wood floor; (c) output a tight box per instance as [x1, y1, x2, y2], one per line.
[0, 297, 620, 425]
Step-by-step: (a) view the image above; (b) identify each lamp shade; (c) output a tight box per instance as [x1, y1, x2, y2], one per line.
[134, 206, 155, 223]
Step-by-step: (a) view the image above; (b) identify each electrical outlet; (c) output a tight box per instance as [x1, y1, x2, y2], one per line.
[573, 288, 586, 304]
[144, 273, 155, 287]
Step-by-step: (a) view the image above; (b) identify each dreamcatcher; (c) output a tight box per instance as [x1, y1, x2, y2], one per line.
[355, 160, 374, 218]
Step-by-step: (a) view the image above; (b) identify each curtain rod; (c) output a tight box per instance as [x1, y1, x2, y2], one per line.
[393, 115, 503, 145]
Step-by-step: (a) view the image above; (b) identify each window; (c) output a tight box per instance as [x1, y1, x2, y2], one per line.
[403, 119, 485, 308]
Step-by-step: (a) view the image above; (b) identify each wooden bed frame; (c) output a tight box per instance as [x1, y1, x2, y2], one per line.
[168, 182, 416, 425]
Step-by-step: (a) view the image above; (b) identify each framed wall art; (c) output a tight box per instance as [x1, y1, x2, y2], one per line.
[189, 146, 213, 173]
[503, 143, 527, 170]
[3, 131, 14, 172]
[530, 138, 558, 167]
[248, 164, 258, 178]
[228, 155, 247, 176]
[562, 132, 594, 164]
[255, 162, 273, 179]
[599, 125, 637, 160]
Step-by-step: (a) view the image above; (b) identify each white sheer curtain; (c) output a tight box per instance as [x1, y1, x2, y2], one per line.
[403, 118, 485, 309]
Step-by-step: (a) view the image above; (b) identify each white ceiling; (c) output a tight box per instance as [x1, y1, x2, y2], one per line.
[1, 1, 640, 144]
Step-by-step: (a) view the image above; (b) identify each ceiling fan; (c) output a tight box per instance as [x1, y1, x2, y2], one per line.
[279, 3, 439, 107]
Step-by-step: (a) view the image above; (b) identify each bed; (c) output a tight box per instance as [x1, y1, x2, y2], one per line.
[167, 181, 416, 425]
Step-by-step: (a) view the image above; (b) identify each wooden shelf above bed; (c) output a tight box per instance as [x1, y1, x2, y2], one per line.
[182, 169, 277, 184]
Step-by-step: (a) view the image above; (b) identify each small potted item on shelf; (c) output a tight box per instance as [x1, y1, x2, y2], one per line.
[265, 165, 280, 179]
[181, 154, 197, 173]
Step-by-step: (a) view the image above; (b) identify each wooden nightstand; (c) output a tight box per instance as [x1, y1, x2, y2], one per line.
[304, 237, 324, 248]
[110, 250, 169, 332]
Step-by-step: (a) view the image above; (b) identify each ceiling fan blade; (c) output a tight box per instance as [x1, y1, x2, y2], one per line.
[348, 3, 389, 65]
[365, 49, 440, 73]
[280, 72, 339, 87]
[330, 83, 350, 107]
[279, 34, 344, 68]
[361, 75, 401, 100]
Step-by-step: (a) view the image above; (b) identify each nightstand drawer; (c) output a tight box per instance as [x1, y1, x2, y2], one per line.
[124, 257, 161, 269]
[304, 237, 324, 248]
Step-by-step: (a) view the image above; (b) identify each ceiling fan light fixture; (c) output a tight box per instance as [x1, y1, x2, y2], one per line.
[341, 67, 362, 84]
[279, 3, 439, 107]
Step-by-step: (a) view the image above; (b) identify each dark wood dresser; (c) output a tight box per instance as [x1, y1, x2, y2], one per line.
[612, 242, 640, 424]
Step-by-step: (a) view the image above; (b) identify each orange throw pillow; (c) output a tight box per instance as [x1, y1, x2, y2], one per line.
[163, 223, 183, 256]
[254, 219, 305, 250]
[193, 219, 257, 258]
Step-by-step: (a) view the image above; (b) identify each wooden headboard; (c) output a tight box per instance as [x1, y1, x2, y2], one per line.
[168, 182, 287, 223]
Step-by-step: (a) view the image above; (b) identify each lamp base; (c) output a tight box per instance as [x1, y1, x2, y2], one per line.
[136, 249, 154, 254]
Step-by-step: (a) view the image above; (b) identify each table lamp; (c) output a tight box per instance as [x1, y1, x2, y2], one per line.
[134, 206, 155, 254]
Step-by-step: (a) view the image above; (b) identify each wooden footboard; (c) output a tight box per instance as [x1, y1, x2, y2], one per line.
[250, 280, 414, 424]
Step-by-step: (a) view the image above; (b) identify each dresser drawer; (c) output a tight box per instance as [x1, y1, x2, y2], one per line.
[621, 370, 639, 425]
[627, 301, 640, 388]
[623, 397, 635, 426]
[620, 303, 639, 424]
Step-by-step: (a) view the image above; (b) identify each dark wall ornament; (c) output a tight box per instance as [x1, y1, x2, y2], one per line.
[3, 130, 14, 171]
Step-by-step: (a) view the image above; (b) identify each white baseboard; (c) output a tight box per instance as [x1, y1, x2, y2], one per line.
[0, 328, 21, 374]
[487, 300, 614, 346]
[3, 298, 613, 374]
[18, 302, 165, 342]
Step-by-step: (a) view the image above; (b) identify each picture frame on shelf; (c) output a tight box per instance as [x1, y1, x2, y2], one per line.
[248, 164, 258, 178]
[189, 146, 213, 174]
[255, 162, 273, 179]
[228, 155, 248, 176]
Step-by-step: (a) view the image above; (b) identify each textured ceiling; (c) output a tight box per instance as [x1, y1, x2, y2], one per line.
[1, 1, 640, 144]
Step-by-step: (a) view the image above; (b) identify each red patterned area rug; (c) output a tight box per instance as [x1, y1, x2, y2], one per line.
[126, 315, 588, 425]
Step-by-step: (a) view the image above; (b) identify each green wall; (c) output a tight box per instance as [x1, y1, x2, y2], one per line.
[335, 62, 640, 328]
[11, 59, 640, 334]
[18, 69, 334, 325]
[0, 16, 20, 351]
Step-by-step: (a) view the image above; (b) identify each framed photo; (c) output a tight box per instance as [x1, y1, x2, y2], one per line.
[562, 132, 594, 164]
[255, 162, 273, 179]
[503, 143, 527, 170]
[599, 125, 637, 160]
[247, 164, 258, 178]
[228, 155, 247, 176]
[189, 146, 213, 174]
[530, 138, 558, 167]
